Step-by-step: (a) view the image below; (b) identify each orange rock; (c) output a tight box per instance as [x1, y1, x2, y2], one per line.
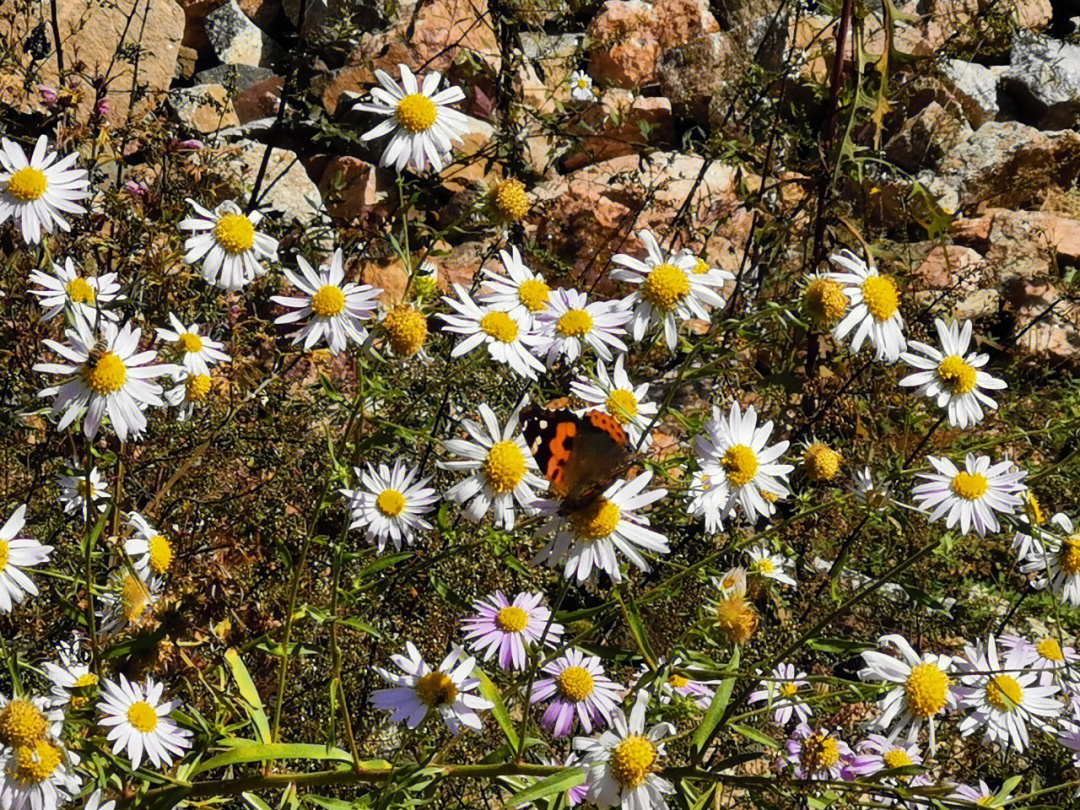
[588, 0, 660, 88]
[562, 91, 674, 171]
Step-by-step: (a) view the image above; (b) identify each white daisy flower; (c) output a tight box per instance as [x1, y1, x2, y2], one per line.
[1021, 512, 1080, 607]
[532, 289, 631, 366]
[533, 470, 669, 584]
[371, 642, 492, 735]
[747, 663, 812, 726]
[570, 355, 658, 448]
[354, 64, 471, 173]
[910, 453, 1027, 538]
[0, 135, 90, 244]
[568, 70, 597, 103]
[42, 638, 99, 711]
[746, 543, 797, 587]
[96, 675, 192, 771]
[56, 463, 108, 520]
[851, 466, 892, 510]
[611, 230, 731, 351]
[96, 572, 163, 637]
[340, 460, 439, 552]
[690, 402, 794, 527]
[0, 505, 52, 614]
[0, 693, 65, 747]
[155, 313, 230, 375]
[783, 723, 854, 781]
[164, 369, 215, 422]
[956, 634, 1062, 752]
[84, 789, 116, 810]
[478, 246, 551, 323]
[532, 649, 624, 737]
[178, 199, 279, 291]
[439, 404, 547, 530]
[124, 512, 174, 579]
[999, 633, 1079, 688]
[845, 733, 923, 777]
[438, 285, 547, 380]
[28, 258, 123, 328]
[272, 249, 382, 355]
[631, 658, 716, 710]
[828, 249, 906, 363]
[0, 737, 80, 810]
[574, 691, 675, 810]
[899, 318, 1006, 428]
[859, 634, 958, 753]
[461, 591, 563, 672]
[34, 320, 176, 442]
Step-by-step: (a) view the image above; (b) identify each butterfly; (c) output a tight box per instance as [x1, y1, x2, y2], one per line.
[521, 404, 633, 515]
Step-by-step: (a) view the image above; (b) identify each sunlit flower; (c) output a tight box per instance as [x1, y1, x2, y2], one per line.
[56, 463, 107, 521]
[96, 572, 162, 637]
[783, 723, 854, 780]
[0, 505, 52, 614]
[710, 573, 758, 646]
[461, 591, 562, 671]
[42, 638, 98, 711]
[487, 178, 530, 224]
[0, 693, 64, 747]
[478, 247, 550, 323]
[532, 649, 624, 737]
[28, 258, 123, 328]
[371, 642, 492, 734]
[828, 249, 906, 363]
[845, 734, 922, 777]
[532, 289, 631, 365]
[0, 135, 89, 244]
[633, 658, 715, 709]
[438, 285, 546, 380]
[272, 249, 382, 355]
[1021, 512, 1080, 607]
[612, 230, 731, 351]
[746, 543, 796, 587]
[340, 460, 439, 552]
[354, 64, 471, 173]
[801, 440, 842, 483]
[747, 664, 812, 726]
[96, 675, 192, 770]
[533, 470, 669, 584]
[164, 369, 215, 422]
[910, 453, 1026, 537]
[439, 404, 547, 530]
[179, 199, 279, 291]
[568, 70, 597, 103]
[155, 313, 230, 375]
[381, 304, 429, 359]
[570, 355, 658, 448]
[800, 273, 849, 330]
[998, 633, 1079, 688]
[0, 737, 80, 810]
[124, 512, 174, 579]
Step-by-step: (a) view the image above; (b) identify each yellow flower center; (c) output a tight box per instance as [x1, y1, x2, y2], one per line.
[985, 674, 1023, 713]
[121, 575, 150, 622]
[66, 277, 96, 304]
[804, 443, 841, 482]
[557, 309, 594, 338]
[1024, 491, 1045, 525]
[383, 305, 428, 357]
[569, 498, 621, 540]
[213, 213, 255, 254]
[11, 740, 62, 785]
[76, 480, 94, 499]
[517, 279, 550, 312]
[311, 285, 346, 318]
[605, 389, 639, 424]
[0, 540, 7, 572]
[0, 700, 48, 748]
[556, 666, 595, 702]
[781, 682, 798, 698]
[1059, 537, 1080, 576]
[800, 733, 840, 773]
[882, 748, 914, 769]
[6, 167, 47, 202]
[693, 257, 710, 275]
[803, 278, 848, 328]
[950, 471, 988, 501]
[641, 263, 690, 312]
[668, 674, 689, 689]
[861, 275, 899, 321]
[483, 440, 526, 493]
[70, 672, 99, 709]
[610, 735, 657, 788]
[936, 355, 977, 395]
[1036, 638, 1064, 661]
[396, 93, 438, 133]
[415, 671, 457, 707]
[722, 444, 759, 488]
[715, 596, 758, 644]
[495, 606, 529, 633]
[752, 557, 775, 575]
[148, 534, 173, 574]
[185, 374, 212, 402]
[576, 78, 589, 89]
[375, 488, 406, 517]
[126, 700, 159, 732]
[492, 179, 530, 222]
[903, 663, 949, 718]
[177, 332, 203, 354]
[83, 352, 127, 394]
[480, 310, 519, 343]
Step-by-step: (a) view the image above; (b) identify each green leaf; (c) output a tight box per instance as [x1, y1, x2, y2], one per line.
[225, 648, 271, 744]
[620, 593, 657, 667]
[241, 793, 275, 810]
[194, 743, 381, 774]
[476, 668, 518, 749]
[505, 768, 584, 807]
[729, 723, 779, 749]
[691, 647, 738, 759]
[358, 552, 412, 579]
[804, 637, 875, 655]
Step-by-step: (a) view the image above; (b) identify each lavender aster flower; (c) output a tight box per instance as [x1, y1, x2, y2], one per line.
[530, 648, 623, 737]
[461, 591, 563, 671]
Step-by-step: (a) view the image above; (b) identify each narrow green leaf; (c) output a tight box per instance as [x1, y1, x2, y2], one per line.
[505, 768, 584, 807]
[225, 649, 271, 744]
[691, 647, 739, 758]
[475, 668, 518, 749]
[194, 743, 379, 774]
[620, 593, 657, 667]
[729, 723, 779, 749]
[358, 552, 412, 579]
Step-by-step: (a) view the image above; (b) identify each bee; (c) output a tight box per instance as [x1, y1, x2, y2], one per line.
[84, 344, 106, 367]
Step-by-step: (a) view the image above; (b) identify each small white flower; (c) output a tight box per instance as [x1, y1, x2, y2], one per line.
[96, 572, 163, 637]
[1021, 512, 1080, 607]
[899, 318, 1006, 428]
[910, 453, 1027, 537]
[28, 258, 123, 328]
[851, 466, 892, 510]
[746, 544, 797, 587]
[124, 512, 174, 579]
[533, 470, 669, 584]
[828, 249, 906, 363]
[439, 404, 547, 530]
[438, 285, 547, 380]
[568, 70, 597, 103]
[340, 460, 439, 552]
[84, 789, 116, 810]
[532, 649, 624, 737]
[747, 663, 812, 726]
[164, 369, 215, 422]
[34, 320, 176, 442]
[462, 591, 563, 672]
[0, 736, 80, 810]
[532, 289, 631, 366]
[155, 313, 230, 375]
[96, 675, 192, 770]
[612, 230, 731, 351]
[56, 463, 108, 520]
[0, 505, 52, 614]
[479, 246, 551, 323]
[570, 355, 658, 448]
[0, 135, 90, 244]
[371, 642, 492, 734]
[179, 199, 279, 291]
[354, 64, 471, 173]
[0, 693, 65, 745]
[42, 638, 99, 711]
[999, 633, 1079, 688]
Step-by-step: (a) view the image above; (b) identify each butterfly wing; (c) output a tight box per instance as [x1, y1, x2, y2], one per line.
[522, 406, 629, 503]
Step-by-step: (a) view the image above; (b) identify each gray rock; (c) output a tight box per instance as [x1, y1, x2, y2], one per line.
[519, 32, 582, 62]
[230, 140, 330, 240]
[1003, 31, 1080, 128]
[167, 84, 240, 134]
[205, 0, 282, 67]
[940, 58, 1001, 126]
[884, 101, 972, 172]
[194, 64, 279, 94]
[657, 32, 738, 125]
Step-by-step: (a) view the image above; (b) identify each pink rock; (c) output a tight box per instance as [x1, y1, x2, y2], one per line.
[319, 157, 389, 219]
[912, 245, 984, 291]
[562, 91, 674, 170]
[588, 0, 660, 88]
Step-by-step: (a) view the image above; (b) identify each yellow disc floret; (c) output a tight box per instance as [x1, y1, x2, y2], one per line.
[1059, 537, 1080, 576]
[177, 332, 204, 354]
[556, 666, 595, 702]
[383, 305, 428, 357]
[396, 94, 438, 133]
[803, 278, 848, 328]
[641, 263, 690, 312]
[668, 674, 689, 689]
[903, 663, 949, 718]
[1036, 638, 1064, 662]
[83, 352, 127, 394]
[185, 374, 213, 402]
[0, 540, 7, 572]
[804, 442, 841, 482]
[861, 275, 899, 321]
[480, 311, 519, 343]
[11, 739, 62, 784]
[882, 748, 914, 769]
[66, 277, 96, 304]
[311, 285, 347, 318]
[121, 575, 150, 623]
[606, 390, 639, 424]
[0, 700, 48, 748]
[950, 471, 988, 501]
[985, 675, 1023, 713]
[715, 596, 758, 644]
[936, 355, 977, 395]
[610, 735, 657, 788]
[148, 534, 173, 574]
[569, 498, 621, 540]
[722, 444, 759, 488]
[70, 673, 99, 709]
[213, 213, 255, 254]
[492, 179, 530, 222]
[376, 488, 406, 517]
[6, 167, 48, 202]
[517, 279, 550, 313]
[495, 606, 529, 633]
[781, 682, 798, 698]
[799, 732, 840, 774]
[127, 700, 159, 732]
[416, 671, 457, 707]
[483, 441, 526, 493]
[557, 309, 594, 338]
